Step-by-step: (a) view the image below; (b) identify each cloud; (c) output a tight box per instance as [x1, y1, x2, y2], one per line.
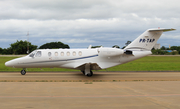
[1, 0, 179, 20]
[0, 0, 179, 49]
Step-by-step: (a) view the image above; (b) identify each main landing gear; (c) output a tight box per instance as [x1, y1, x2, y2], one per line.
[82, 70, 93, 77]
[82, 63, 93, 77]
[21, 69, 26, 75]
[87, 71, 93, 77]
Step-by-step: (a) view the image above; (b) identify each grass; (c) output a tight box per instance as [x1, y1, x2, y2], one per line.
[102, 56, 180, 71]
[1, 56, 180, 72]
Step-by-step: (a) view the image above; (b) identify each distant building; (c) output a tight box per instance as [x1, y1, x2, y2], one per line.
[153, 43, 160, 49]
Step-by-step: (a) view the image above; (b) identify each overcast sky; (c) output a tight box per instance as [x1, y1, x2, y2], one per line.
[0, 0, 179, 49]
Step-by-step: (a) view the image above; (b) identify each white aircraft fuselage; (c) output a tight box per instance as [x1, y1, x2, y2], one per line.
[5, 28, 176, 77]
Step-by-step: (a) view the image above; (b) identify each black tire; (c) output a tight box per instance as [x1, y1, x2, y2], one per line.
[87, 71, 93, 77]
[21, 70, 26, 75]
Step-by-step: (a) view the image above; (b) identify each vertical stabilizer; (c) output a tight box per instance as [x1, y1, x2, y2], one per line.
[124, 28, 176, 51]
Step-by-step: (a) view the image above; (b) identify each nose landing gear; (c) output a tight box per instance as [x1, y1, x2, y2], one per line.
[21, 69, 26, 75]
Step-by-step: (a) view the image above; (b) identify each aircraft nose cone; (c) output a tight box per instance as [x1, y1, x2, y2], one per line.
[5, 57, 25, 68]
[5, 61, 11, 67]
[5, 61, 15, 67]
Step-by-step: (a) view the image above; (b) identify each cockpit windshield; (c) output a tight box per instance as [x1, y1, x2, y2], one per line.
[29, 51, 42, 57]
[29, 50, 37, 57]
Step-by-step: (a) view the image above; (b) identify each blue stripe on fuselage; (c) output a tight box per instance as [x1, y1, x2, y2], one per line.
[23, 54, 98, 64]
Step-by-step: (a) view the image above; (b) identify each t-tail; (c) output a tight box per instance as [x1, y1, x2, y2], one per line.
[124, 28, 176, 51]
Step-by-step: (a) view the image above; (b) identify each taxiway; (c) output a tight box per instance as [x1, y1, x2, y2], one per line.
[0, 72, 180, 109]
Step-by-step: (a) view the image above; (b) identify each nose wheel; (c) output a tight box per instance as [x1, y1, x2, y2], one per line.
[21, 69, 26, 75]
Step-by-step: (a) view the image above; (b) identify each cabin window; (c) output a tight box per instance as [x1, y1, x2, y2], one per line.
[73, 51, 76, 56]
[67, 52, 70, 56]
[78, 51, 82, 56]
[55, 52, 58, 56]
[35, 51, 42, 57]
[61, 52, 64, 56]
[48, 52, 51, 57]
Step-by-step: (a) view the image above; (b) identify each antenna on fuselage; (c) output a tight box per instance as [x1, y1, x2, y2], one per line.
[27, 31, 29, 54]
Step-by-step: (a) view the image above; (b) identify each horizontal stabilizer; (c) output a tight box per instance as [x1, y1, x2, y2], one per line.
[149, 28, 176, 32]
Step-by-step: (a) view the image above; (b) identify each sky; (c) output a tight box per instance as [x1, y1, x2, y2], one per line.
[0, 0, 180, 49]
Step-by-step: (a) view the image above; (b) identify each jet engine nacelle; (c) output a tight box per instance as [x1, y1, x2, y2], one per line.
[98, 48, 124, 57]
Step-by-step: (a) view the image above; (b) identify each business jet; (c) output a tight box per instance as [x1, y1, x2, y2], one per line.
[5, 28, 175, 77]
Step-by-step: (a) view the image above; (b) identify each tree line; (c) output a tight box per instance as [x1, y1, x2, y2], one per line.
[1, 40, 180, 55]
[152, 46, 180, 55]
[0, 40, 70, 55]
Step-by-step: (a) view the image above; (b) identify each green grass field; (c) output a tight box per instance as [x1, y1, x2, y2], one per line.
[0, 56, 180, 72]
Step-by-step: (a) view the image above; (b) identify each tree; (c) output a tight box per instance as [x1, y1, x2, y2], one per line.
[122, 41, 132, 49]
[0, 47, 3, 54]
[10, 40, 37, 54]
[125, 41, 131, 46]
[161, 46, 166, 50]
[170, 46, 180, 54]
[112, 45, 120, 48]
[39, 42, 70, 49]
[91, 46, 102, 48]
[170, 46, 180, 51]
[151, 49, 168, 55]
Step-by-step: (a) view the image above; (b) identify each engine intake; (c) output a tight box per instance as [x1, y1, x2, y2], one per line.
[124, 50, 133, 55]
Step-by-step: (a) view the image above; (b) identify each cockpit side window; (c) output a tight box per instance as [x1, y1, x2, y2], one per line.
[35, 51, 42, 57]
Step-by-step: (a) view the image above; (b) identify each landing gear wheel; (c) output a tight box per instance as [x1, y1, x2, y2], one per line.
[87, 71, 93, 77]
[21, 69, 26, 75]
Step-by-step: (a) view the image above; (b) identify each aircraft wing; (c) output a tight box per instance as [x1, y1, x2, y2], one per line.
[60, 62, 101, 70]
[60, 62, 119, 70]
[75, 63, 101, 70]
[74, 62, 119, 70]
